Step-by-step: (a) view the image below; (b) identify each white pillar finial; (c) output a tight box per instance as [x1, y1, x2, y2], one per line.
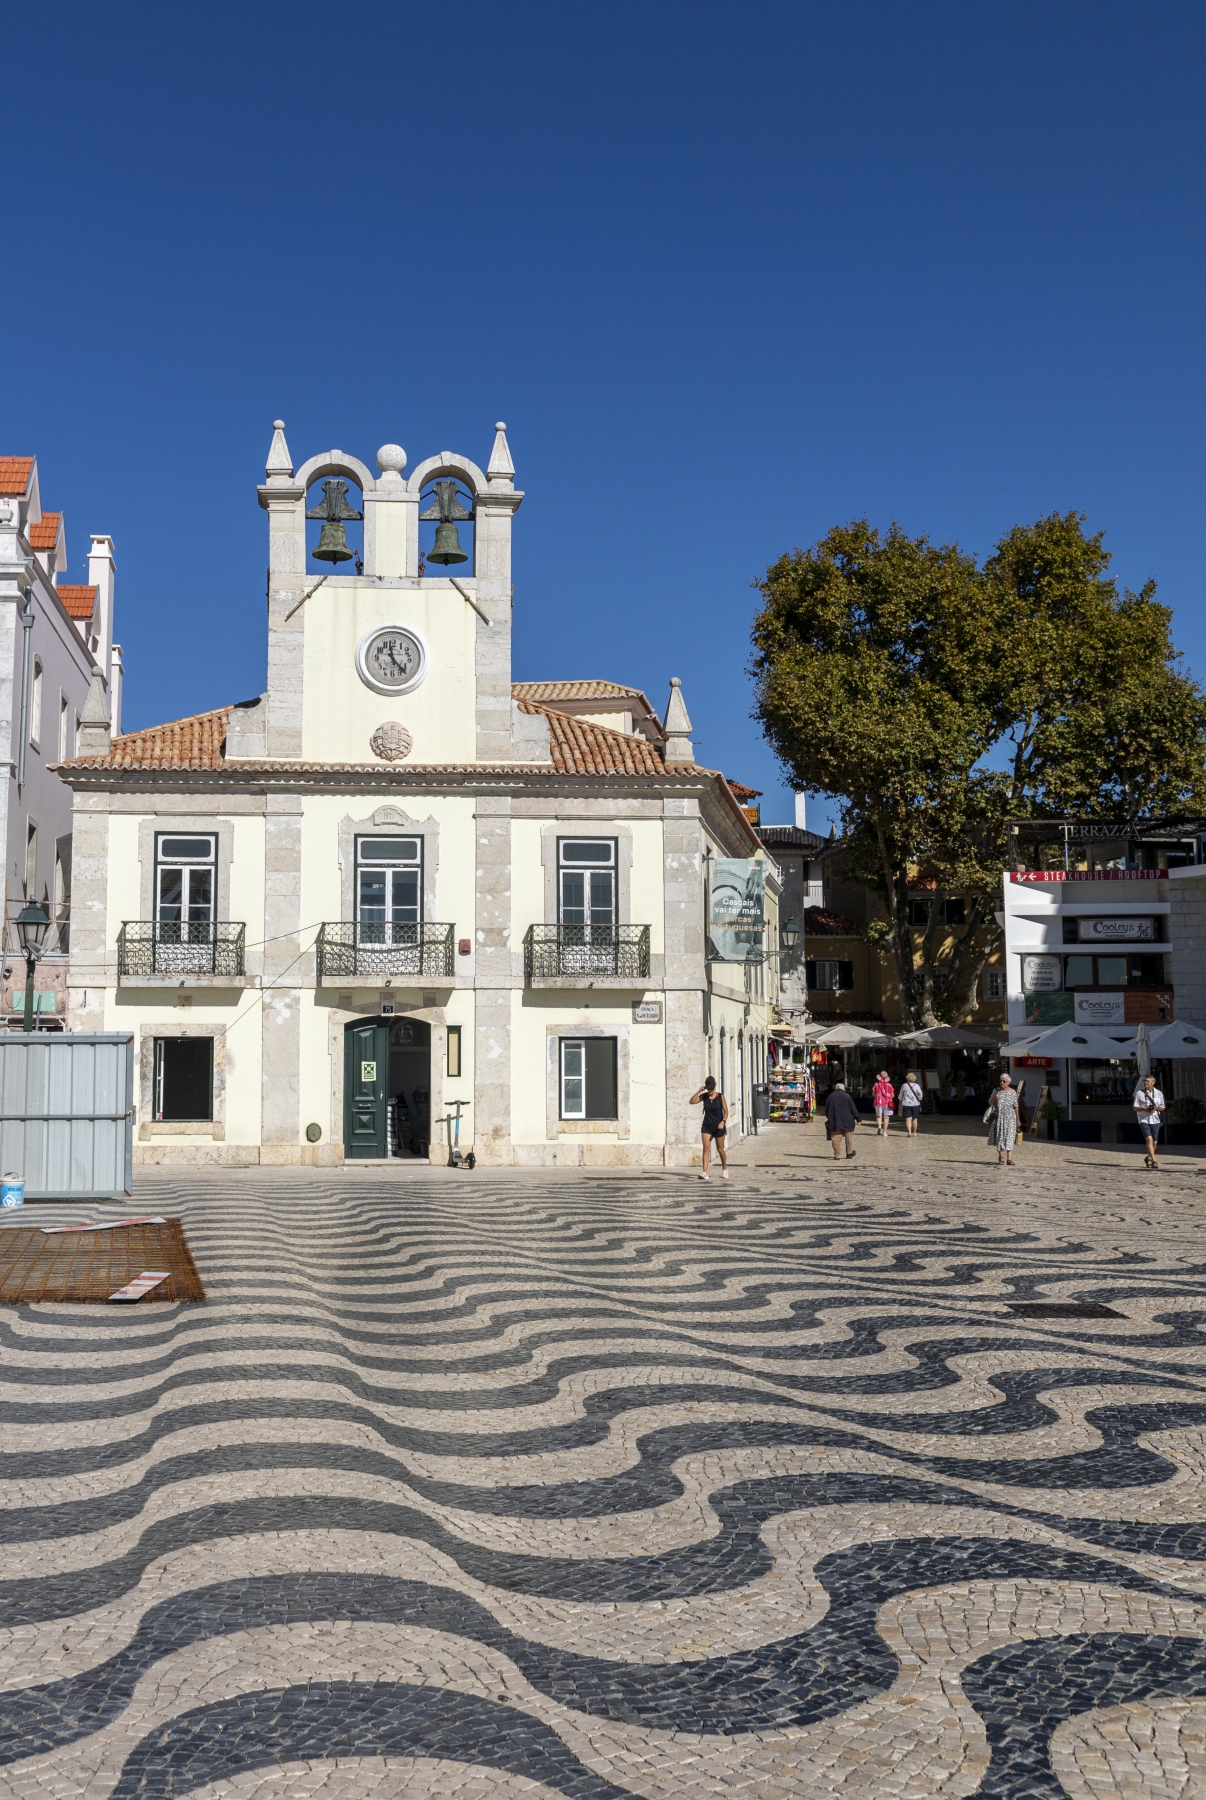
[487, 421, 515, 487]
[663, 676, 694, 764]
[265, 419, 293, 480]
[76, 669, 112, 757]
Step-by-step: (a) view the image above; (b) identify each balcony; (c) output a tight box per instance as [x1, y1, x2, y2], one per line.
[316, 921, 455, 984]
[524, 923, 651, 987]
[118, 921, 246, 982]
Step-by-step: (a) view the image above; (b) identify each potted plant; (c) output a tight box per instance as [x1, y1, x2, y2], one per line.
[1039, 1098, 1064, 1143]
[1166, 1094, 1206, 1146]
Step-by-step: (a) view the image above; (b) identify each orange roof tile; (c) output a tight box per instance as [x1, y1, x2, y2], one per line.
[727, 779, 762, 801]
[56, 697, 763, 847]
[512, 679, 644, 703]
[516, 698, 668, 775]
[0, 458, 34, 496]
[98, 706, 233, 771]
[28, 512, 61, 550]
[58, 584, 96, 619]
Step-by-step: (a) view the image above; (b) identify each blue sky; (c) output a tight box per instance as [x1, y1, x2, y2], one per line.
[6, 2, 1203, 831]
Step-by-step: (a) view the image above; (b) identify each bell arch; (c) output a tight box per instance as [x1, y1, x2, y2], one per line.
[406, 452, 488, 501]
[295, 450, 376, 494]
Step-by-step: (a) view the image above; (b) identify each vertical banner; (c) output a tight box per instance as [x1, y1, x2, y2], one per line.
[709, 859, 766, 962]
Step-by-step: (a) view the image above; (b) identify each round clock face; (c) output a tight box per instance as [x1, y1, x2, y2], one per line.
[356, 624, 427, 696]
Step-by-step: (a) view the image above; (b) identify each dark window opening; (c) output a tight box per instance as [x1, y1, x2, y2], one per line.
[806, 959, 854, 992]
[153, 1036, 214, 1122]
[908, 898, 965, 927]
[560, 1037, 618, 1120]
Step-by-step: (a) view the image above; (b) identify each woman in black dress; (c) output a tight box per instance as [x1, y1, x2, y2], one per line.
[690, 1076, 730, 1181]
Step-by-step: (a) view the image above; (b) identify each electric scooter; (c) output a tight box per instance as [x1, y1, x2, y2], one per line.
[441, 1098, 475, 1170]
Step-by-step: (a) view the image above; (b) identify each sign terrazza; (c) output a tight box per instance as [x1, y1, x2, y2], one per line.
[1011, 870, 1165, 882]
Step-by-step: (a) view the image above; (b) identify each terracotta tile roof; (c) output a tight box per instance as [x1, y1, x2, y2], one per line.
[57, 698, 760, 845]
[512, 680, 644, 703]
[0, 458, 34, 496]
[516, 697, 668, 775]
[804, 905, 860, 937]
[97, 706, 233, 771]
[727, 779, 762, 801]
[57, 584, 97, 619]
[28, 512, 61, 550]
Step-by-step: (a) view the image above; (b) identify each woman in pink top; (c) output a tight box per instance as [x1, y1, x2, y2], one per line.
[872, 1071, 895, 1136]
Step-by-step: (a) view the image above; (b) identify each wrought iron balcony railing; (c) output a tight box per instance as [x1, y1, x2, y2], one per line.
[524, 923, 651, 982]
[118, 921, 246, 978]
[316, 921, 455, 983]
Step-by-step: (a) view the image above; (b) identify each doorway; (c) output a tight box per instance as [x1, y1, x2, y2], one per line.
[343, 1015, 433, 1159]
[388, 1016, 431, 1157]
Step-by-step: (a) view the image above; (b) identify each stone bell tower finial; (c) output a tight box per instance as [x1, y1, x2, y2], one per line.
[663, 677, 694, 764]
[265, 420, 293, 481]
[487, 421, 515, 489]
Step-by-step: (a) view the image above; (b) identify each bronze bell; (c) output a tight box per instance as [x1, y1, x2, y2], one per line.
[427, 521, 468, 565]
[311, 520, 355, 565]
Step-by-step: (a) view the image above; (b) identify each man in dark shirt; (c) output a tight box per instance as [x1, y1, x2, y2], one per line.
[825, 1081, 860, 1160]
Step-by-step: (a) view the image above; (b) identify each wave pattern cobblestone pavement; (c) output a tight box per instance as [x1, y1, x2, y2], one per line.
[2, 1131, 1206, 1798]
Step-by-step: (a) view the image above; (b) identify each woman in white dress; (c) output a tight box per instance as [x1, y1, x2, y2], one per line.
[986, 1073, 1020, 1167]
[1133, 1074, 1165, 1171]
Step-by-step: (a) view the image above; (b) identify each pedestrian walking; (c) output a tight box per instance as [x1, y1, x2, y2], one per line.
[897, 1071, 925, 1138]
[689, 1076, 730, 1181]
[985, 1072, 1020, 1166]
[825, 1080, 860, 1160]
[872, 1070, 896, 1137]
[1133, 1074, 1166, 1170]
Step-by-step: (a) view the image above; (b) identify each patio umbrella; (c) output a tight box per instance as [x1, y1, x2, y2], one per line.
[1144, 1020, 1206, 1058]
[1135, 1022, 1151, 1078]
[1002, 1023, 1137, 1059]
[895, 1025, 1001, 1049]
[812, 1023, 897, 1048]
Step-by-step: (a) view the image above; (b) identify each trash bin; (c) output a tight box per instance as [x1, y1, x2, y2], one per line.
[753, 1085, 771, 1122]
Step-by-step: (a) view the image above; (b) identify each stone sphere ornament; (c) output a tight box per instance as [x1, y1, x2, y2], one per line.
[370, 722, 413, 762]
[376, 444, 407, 476]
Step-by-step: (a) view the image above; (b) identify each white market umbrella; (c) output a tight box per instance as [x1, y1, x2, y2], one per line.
[812, 1023, 897, 1049]
[1144, 1020, 1206, 1058]
[1135, 1022, 1152, 1079]
[1003, 1023, 1137, 1060]
[895, 1025, 1001, 1049]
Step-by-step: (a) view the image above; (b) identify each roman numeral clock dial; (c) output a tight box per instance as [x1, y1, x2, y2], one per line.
[356, 625, 428, 697]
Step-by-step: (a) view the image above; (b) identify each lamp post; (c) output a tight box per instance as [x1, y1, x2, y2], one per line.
[780, 917, 801, 952]
[15, 902, 49, 1033]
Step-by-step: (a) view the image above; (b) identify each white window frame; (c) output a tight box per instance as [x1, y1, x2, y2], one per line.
[29, 660, 42, 749]
[813, 958, 844, 992]
[561, 1038, 586, 1119]
[57, 692, 69, 760]
[355, 835, 423, 938]
[983, 968, 1006, 1001]
[557, 838, 617, 931]
[154, 833, 217, 930]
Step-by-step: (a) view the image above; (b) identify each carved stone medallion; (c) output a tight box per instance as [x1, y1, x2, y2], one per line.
[369, 722, 413, 762]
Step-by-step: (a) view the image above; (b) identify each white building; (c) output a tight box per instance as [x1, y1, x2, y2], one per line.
[1001, 818, 1199, 1136]
[59, 423, 779, 1166]
[0, 456, 122, 1022]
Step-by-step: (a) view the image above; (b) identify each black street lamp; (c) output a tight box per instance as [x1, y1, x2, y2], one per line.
[780, 917, 801, 951]
[15, 903, 49, 1033]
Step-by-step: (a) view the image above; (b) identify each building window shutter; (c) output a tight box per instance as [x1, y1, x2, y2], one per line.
[838, 961, 854, 990]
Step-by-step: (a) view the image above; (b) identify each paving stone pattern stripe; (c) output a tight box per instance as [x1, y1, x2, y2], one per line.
[2, 1168, 1206, 1799]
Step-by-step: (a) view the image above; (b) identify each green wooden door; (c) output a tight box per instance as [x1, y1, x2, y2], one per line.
[344, 1020, 389, 1158]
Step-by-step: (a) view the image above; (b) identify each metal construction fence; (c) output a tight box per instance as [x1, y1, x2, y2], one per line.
[0, 1033, 134, 1199]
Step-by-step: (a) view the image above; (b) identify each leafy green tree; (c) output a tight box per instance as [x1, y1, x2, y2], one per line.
[751, 513, 1206, 1028]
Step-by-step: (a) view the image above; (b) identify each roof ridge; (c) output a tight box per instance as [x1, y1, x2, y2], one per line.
[113, 702, 233, 743]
